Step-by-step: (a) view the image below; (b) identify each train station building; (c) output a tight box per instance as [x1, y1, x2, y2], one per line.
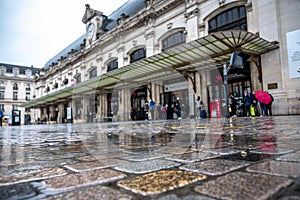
[23, 0, 300, 123]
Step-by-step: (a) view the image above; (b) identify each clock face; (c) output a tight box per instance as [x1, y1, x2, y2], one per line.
[87, 23, 95, 39]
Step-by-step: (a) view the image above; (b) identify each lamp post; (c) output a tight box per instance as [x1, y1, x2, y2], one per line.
[223, 63, 230, 118]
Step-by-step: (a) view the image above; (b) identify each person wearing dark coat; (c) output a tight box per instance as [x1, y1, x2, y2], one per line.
[175, 97, 182, 119]
[266, 92, 274, 116]
[243, 90, 252, 117]
[229, 95, 237, 117]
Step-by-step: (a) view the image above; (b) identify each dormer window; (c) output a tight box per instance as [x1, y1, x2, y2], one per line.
[25, 69, 32, 79]
[13, 68, 20, 77]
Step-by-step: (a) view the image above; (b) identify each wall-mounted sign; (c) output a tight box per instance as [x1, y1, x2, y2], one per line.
[165, 81, 188, 92]
[286, 29, 300, 78]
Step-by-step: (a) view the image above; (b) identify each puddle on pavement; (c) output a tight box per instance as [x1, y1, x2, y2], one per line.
[222, 150, 272, 162]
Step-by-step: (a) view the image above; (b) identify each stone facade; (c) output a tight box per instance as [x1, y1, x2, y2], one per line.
[0, 64, 40, 125]
[29, 0, 300, 123]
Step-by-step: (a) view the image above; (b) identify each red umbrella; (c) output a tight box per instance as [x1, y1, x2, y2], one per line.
[255, 90, 272, 104]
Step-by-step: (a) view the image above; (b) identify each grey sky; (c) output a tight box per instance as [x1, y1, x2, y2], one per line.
[0, 0, 128, 68]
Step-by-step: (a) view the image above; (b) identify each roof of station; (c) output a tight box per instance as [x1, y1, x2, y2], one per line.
[23, 30, 279, 108]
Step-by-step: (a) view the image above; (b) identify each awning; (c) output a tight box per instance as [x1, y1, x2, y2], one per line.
[22, 30, 279, 108]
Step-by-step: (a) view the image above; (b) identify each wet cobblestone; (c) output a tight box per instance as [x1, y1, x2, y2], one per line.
[0, 116, 300, 199]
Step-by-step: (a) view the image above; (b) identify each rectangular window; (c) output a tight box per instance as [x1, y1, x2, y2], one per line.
[13, 92, 18, 100]
[0, 104, 4, 111]
[0, 70, 4, 76]
[25, 108, 31, 112]
[0, 91, 4, 100]
[26, 93, 30, 101]
[12, 105, 18, 110]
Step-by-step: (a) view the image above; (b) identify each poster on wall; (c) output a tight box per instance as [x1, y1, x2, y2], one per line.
[286, 29, 300, 78]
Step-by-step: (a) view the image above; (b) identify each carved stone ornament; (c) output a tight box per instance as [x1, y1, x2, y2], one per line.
[82, 4, 103, 24]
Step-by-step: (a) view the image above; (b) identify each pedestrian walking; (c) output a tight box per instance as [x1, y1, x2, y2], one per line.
[144, 101, 149, 120]
[266, 92, 274, 116]
[250, 91, 258, 116]
[195, 96, 201, 119]
[229, 94, 237, 117]
[149, 99, 156, 120]
[161, 104, 167, 120]
[200, 100, 207, 119]
[175, 97, 182, 120]
[0, 109, 3, 127]
[243, 90, 252, 117]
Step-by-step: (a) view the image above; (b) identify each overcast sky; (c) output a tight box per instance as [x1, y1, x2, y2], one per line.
[0, 0, 128, 68]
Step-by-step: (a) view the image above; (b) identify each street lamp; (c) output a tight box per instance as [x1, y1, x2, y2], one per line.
[224, 51, 246, 118]
[223, 63, 230, 118]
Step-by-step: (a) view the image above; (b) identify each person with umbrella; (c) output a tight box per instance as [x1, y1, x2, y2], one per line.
[255, 90, 272, 116]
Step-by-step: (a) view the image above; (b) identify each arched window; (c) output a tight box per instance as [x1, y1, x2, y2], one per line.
[162, 31, 186, 51]
[107, 59, 118, 72]
[0, 81, 5, 89]
[13, 83, 18, 90]
[130, 48, 146, 63]
[63, 78, 69, 85]
[208, 6, 247, 33]
[53, 83, 58, 89]
[26, 83, 31, 91]
[89, 68, 97, 79]
[74, 74, 81, 84]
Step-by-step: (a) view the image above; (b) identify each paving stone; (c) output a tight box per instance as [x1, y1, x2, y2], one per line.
[165, 152, 221, 163]
[153, 194, 215, 200]
[194, 172, 293, 200]
[77, 152, 133, 162]
[203, 148, 241, 155]
[117, 170, 206, 196]
[278, 196, 300, 200]
[45, 185, 133, 200]
[44, 169, 126, 192]
[0, 159, 36, 166]
[179, 159, 250, 176]
[0, 183, 38, 200]
[246, 160, 300, 178]
[275, 152, 300, 163]
[250, 148, 294, 155]
[122, 153, 171, 161]
[0, 167, 68, 186]
[114, 159, 180, 174]
[159, 147, 195, 154]
[64, 159, 129, 172]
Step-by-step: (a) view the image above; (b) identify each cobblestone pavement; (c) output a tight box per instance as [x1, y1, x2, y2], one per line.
[0, 116, 300, 200]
